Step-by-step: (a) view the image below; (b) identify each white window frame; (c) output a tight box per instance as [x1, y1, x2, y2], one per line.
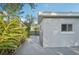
[61, 24, 74, 34]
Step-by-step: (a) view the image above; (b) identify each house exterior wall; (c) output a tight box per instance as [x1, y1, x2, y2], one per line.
[40, 17, 79, 47]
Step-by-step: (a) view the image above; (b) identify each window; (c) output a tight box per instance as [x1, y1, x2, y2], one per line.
[61, 24, 72, 32]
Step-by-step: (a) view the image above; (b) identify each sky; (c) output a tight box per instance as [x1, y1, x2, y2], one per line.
[1, 3, 79, 22]
[20, 3, 79, 22]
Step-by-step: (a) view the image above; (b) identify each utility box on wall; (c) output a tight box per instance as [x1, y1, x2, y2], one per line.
[38, 12, 79, 47]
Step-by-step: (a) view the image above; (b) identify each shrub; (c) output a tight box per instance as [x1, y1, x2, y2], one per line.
[0, 16, 28, 54]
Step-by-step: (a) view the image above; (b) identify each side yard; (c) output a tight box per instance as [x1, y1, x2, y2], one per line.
[16, 36, 79, 55]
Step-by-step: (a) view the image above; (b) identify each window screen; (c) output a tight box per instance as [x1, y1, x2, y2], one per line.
[68, 24, 72, 31]
[62, 24, 67, 31]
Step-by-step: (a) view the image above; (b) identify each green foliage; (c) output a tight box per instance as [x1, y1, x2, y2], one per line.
[2, 3, 24, 16]
[0, 16, 27, 50]
[0, 3, 36, 16]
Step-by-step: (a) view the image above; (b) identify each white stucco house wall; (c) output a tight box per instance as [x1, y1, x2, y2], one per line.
[38, 11, 79, 47]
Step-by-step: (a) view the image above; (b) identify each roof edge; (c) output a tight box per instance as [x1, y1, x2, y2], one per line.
[38, 11, 79, 17]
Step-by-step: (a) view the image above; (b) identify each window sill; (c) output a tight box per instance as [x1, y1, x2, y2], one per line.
[61, 31, 75, 34]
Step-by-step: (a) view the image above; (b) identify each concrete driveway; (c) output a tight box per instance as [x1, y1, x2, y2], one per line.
[16, 36, 79, 55]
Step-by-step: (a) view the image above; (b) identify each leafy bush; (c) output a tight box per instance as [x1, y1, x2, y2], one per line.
[0, 16, 28, 54]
